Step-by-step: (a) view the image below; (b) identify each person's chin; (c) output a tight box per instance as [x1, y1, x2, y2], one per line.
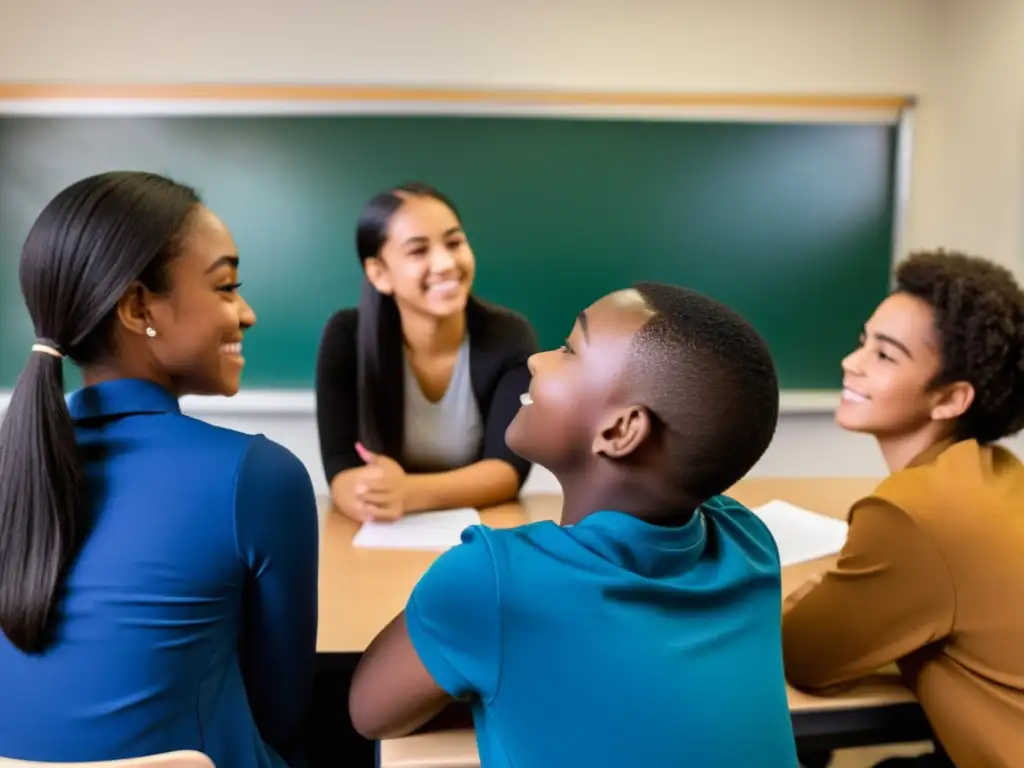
[423, 284, 469, 315]
[211, 369, 243, 398]
[834, 407, 871, 434]
[504, 413, 533, 461]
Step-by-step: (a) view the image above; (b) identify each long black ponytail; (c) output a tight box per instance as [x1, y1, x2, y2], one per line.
[0, 171, 200, 653]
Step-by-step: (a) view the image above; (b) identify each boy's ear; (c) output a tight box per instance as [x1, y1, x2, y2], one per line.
[592, 405, 651, 459]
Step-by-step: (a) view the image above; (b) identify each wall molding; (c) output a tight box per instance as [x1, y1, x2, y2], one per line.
[0, 388, 838, 417]
[0, 83, 915, 107]
[0, 83, 913, 123]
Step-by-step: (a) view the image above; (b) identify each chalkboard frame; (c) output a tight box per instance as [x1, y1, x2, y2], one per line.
[0, 84, 916, 416]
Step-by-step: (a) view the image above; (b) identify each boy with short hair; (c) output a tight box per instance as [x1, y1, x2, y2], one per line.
[350, 282, 799, 767]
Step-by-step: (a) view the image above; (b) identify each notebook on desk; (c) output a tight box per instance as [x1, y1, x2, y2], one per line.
[750, 499, 850, 566]
[352, 508, 481, 551]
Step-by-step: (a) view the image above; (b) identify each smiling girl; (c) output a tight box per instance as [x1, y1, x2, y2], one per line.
[0, 172, 318, 766]
[783, 250, 1024, 768]
[315, 183, 537, 522]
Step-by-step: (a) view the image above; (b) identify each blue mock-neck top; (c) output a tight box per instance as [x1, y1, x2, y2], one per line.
[0, 378, 319, 767]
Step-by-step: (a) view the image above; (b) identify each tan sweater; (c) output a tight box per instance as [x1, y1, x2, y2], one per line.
[782, 439, 1024, 768]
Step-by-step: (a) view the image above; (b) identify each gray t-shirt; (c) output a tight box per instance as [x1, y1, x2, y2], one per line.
[402, 335, 484, 473]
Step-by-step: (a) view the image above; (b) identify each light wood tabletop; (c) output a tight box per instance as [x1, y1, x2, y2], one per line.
[315, 476, 919, 767]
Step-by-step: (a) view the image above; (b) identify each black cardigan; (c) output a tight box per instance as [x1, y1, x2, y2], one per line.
[314, 296, 538, 489]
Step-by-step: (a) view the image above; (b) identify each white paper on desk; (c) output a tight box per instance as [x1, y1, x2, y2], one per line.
[750, 499, 849, 566]
[352, 508, 481, 551]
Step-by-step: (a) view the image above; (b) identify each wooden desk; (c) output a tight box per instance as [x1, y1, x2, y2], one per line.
[318, 477, 878, 652]
[314, 478, 931, 766]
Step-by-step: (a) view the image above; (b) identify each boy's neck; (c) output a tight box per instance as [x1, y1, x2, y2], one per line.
[558, 470, 698, 527]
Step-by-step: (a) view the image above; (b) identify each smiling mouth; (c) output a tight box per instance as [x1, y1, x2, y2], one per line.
[427, 278, 462, 295]
[221, 342, 243, 358]
[841, 387, 869, 403]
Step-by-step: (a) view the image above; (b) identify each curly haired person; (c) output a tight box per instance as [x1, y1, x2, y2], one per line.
[784, 250, 1024, 768]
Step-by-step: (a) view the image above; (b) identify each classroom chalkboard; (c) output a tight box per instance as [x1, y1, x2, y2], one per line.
[0, 114, 896, 391]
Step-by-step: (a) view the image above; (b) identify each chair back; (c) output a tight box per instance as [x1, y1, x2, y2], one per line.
[0, 751, 214, 767]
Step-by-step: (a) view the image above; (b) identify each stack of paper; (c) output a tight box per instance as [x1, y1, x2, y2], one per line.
[352, 507, 481, 551]
[750, 499, 850, 566]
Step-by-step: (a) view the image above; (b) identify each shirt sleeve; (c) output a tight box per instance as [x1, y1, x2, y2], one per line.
[315, 310, 361, 483]
[234, 436, 320, 753]
[781, 497, 955, 690]
[480, 316, 537, 487]
[404, 526, 502, 703]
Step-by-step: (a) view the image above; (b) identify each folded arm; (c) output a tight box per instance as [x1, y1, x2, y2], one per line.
[317, 308, 536, 516]
[350, 529, 500, 739]
[782, 497, 955, 691]
[403, 459, 521, 513]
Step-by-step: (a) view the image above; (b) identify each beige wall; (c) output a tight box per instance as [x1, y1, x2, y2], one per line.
[0, 1, 938, 89]
[1, 0, 1021, 493]
[923, 0, 1023, 271]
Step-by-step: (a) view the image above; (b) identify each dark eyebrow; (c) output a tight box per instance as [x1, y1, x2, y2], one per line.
[402, 227, 464, 247]
[204, 255, 239, 274]
[576, 311, 589, 343]
[873, 332, 913, 360]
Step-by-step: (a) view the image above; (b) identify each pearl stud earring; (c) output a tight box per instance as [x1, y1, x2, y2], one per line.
[145, 327, 157, 338]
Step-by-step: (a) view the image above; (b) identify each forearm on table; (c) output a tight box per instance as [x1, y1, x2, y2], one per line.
[404, 459, 520, 512]
[781, 500, 956, 691]
[328, 467, 362, 513]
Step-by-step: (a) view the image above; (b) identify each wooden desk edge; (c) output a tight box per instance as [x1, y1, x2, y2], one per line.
[379, 678, 916, 766]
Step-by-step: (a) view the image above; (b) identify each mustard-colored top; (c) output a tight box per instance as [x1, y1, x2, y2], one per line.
[782, 438, 1024, 768]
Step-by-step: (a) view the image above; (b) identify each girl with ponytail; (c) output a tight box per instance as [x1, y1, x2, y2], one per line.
[0, 171, 318, 768]
[315, 183, 537, 522]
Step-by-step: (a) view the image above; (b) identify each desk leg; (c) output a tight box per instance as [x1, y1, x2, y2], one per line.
[306, 653, 376, 768]
[797, 751, 833, 768]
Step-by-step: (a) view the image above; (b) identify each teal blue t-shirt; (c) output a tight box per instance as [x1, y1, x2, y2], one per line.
[405, 495, 798, 768]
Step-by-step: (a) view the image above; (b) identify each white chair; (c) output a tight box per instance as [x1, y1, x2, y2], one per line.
[0, 751, 213, 767]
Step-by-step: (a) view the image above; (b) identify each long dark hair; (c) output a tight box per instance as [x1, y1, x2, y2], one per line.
[0, 171, 200, 653]
[354, 182, 462, 456]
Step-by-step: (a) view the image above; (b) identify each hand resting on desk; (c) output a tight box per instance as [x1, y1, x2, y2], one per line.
[331, 442, 409, 522]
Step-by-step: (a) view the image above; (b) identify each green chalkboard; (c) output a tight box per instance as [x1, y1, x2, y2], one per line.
[0, 115, 896, 391]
